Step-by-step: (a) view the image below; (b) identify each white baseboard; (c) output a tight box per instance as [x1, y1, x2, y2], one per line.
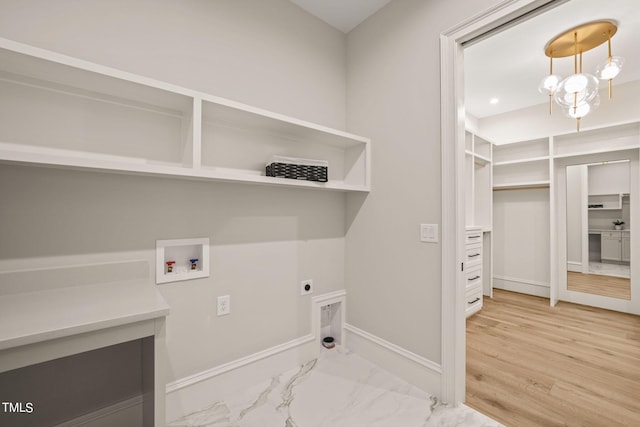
[567, 261, 582, 273]
[165, 334, 315, 422]
[54, 395, 142, 427]
[343, 323, 441, 396]
[493, 275, 550, 297]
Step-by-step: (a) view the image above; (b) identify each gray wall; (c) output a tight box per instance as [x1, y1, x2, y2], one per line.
[0, 0, 347, 384]
[345, 0, 501, 364]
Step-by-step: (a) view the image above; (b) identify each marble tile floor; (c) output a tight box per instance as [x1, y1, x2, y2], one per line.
[589, 261, 630, 278]
[168, 346, 503, 427]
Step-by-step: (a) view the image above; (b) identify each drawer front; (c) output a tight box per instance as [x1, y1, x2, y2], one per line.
[465, 243, 482, 267]
[465, 231, 483, 245]
[466, 268, 482, 290]
[602, 231, 622, 238]
[465, 284, 482, 316]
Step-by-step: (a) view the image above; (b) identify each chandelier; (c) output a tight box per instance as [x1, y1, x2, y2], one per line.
[538, 20, 624, 131]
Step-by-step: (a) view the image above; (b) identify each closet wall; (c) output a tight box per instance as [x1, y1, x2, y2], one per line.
[493, 188, 551, 296]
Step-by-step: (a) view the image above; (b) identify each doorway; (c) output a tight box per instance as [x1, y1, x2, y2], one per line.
[440, 0, 640, 408]
[440, 0, 566, 406]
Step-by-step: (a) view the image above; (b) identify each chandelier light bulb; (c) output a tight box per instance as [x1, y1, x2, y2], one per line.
[567, 102, 590, 119]
[538, 74, 560, 94]
[554, 73, 599, 107]
[563, 95, 600, 119]
[563, 74, 588, 93]
[596, 56, 624, 80]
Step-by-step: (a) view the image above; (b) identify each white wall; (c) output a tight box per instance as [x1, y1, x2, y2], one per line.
[0, 0, 348, 388]
[345, 0, 501, 380]
[493, 189, 551, 295]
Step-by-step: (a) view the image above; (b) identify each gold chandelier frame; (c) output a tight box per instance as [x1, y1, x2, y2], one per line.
[544, 20, 617, 58]
[541, 20, 621, 131]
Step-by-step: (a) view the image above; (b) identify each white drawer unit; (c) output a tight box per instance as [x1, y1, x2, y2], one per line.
[465, 227, 483, 317]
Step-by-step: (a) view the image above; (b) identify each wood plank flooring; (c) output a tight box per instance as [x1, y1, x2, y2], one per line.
[466, 289, 640, 427]
[567, 271, 631, 300]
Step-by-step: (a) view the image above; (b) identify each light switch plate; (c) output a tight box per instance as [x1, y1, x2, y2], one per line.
[420, 224, 438, 243]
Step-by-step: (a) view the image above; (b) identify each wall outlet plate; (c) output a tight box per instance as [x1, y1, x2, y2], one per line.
[301, 279, 313, 295]
[217, 295, 231, 316]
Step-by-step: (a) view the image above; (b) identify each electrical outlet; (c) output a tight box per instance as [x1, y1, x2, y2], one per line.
[217, 295, 231, 316]
[300, 279, 313, 295]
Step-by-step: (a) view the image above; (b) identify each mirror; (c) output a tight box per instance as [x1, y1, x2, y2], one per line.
[566, 161, 631, 300]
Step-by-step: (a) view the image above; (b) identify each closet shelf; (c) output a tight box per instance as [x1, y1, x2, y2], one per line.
[493, 156, 549, 166]
[0, 37, 371, 193]
[493, 180, 550, 191]
[474, 153, 492, 165]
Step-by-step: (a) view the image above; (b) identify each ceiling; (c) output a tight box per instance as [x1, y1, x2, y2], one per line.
[290, 0, 639, 119]
[289, 0, 392, 33]
[465, 0, 640, 118]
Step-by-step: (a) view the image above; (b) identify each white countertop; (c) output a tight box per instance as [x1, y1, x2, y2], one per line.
[589, 228, 631, 233]
[0, 280, 169, 351]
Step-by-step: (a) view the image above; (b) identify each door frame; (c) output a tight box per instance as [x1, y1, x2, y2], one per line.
[439, 0, 567, 405]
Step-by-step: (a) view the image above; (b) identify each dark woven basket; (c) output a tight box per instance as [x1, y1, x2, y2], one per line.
[266, 162, 328, 182]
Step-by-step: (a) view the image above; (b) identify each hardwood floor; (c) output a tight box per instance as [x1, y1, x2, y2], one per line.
[567, 271, 631, 300]
[466, 289, 640, 427]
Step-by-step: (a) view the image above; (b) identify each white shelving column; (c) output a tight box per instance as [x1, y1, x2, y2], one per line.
[465, 131, 493, 300]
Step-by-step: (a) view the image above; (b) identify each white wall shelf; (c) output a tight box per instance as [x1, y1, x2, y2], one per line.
[588, 193, 623, 210]
[493, 180, 551, 190]
[156, 238, 210, 284]
[474, 152, 492, 165]
[0, 38, 371, 193]
[493, 156, 549, 166]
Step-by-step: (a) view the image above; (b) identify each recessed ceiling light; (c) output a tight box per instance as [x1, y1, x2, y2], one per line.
[489, 98, 499, 105]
